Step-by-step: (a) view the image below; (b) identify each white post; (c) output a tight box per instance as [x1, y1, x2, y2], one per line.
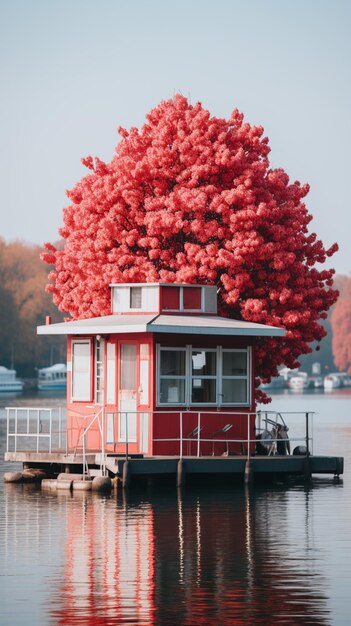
[49, 409, 52, 454]
[58, 407, 62, 450]
[37, 409, 40, 453]
[180, 412, 183, 458]
[247, 412, 250, 460]
[197, 412, 201, 458]
[6, 409, 9, 453]
[15, 408, 18, 453]
[125, 412, 129, 460]
[83, 432, 86, 480]
[101, 407, 105, 476]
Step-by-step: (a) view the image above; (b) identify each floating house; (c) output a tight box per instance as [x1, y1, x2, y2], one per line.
[4, 282, 344, 486]
[37, 282, 284, 457]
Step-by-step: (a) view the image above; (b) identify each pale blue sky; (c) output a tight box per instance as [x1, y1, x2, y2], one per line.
[1, 0, 350, 274]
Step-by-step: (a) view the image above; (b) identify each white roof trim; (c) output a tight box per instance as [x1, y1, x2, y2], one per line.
[38, 313, 285, 337]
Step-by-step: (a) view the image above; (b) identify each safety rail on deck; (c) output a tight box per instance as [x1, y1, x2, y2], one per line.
[6, 406, 66, 454]
[103, 409, 315, 461]
[5, 408, 315, 467]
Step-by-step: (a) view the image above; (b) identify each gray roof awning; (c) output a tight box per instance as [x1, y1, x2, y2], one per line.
[38, 313, 285, 337]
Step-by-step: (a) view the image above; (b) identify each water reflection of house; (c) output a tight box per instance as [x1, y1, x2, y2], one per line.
[2, 482, 331, 625]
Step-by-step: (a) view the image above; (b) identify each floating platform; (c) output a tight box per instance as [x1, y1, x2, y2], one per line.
[4, 451, 344, 486]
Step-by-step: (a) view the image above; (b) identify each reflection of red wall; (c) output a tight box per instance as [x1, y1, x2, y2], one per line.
[53, 495, 155, 626]
[46, 489, 329, 626]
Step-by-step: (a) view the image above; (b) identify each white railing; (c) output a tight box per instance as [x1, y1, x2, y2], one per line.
[5, 407, 314, 463]
[6, 406, 66, 454]
[104, 409, 314, 460]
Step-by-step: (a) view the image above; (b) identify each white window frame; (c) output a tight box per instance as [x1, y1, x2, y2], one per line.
[94, 337, 104, 404]
[157, 345, 251, 407]
[71, 339, 92, 402]
[129, 286, 142, 310]
[220, 348, 251, 406]
[157, 346, 187, 406]
[190, 347, 218, 406]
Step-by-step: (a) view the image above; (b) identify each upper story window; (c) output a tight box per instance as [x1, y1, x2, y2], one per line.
[157, 345, 250, 406]
[111, 283, 217, 314]
[161, 286, 203, 312]
[130, 286, 142, 309]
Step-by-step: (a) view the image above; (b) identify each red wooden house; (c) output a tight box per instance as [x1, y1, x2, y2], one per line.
[38, 282, 285, 458]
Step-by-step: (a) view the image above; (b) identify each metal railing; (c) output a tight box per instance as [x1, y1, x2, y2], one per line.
[5, 407, 315, 464]
[101, 409, 314, 460]
[6, 406, 66, 454]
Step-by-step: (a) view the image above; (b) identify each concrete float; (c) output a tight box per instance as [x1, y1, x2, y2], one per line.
[92, 476, 112, 492]
[4, 471, 23, 483]
[73, 479, 93, 491]
[41, 479, 58, 490]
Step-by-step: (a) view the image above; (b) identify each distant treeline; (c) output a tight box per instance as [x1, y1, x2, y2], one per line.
[0, 238, 349, 378]
[0, 238, 65, 377]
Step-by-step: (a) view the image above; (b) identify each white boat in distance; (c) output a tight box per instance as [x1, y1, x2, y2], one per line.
[38, 363, 67, 390]
[324, 372, 351, 390]
[288, 371, 310, 391]
[0, 366, 24, 392]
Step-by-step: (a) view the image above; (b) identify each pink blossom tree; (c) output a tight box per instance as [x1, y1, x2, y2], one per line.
[331, 276, 351, 374]
[42, 95, 338, 401]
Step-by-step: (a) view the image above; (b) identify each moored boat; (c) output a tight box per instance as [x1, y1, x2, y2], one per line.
[37, 363, 67, 390]
[288, 371, 310, 391]
[324, 372, 351, 390]
[0, 366, 24, 393]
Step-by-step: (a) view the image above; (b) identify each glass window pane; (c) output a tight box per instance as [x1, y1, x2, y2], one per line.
[191, 379, 216, 403]
[106, 342, 116, 404]
[160, 379, 185, 404]
[72, 341, 91, 400]
[222, 379, 248, 403]
[160, 350, 185, 376]
[192, 350, 216, 375]
[130, 286, 142, 308]
[223, 351, 247, 376]
[120, 344, 137, 390]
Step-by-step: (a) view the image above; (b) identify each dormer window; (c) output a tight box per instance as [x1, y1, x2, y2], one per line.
[183, 287, 201, 310]
[161, 285, 204, 312]
[110, 283, 217, 314]
[130, 286, 142, 309]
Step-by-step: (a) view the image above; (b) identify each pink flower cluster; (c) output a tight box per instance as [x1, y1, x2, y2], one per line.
[42, 95, 338, 401]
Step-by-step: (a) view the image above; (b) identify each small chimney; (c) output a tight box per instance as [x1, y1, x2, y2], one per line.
[45, 315, 52, 326]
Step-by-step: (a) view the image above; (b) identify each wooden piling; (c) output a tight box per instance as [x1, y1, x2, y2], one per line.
[244, 460, 253, 485]
[122, 461, 130, 489]
[177, 459, 185, 487]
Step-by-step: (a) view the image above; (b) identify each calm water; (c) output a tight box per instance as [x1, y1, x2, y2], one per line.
[0, 390, 350, 626]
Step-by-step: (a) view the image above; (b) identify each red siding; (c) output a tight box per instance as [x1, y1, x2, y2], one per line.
[183, 286, 201, 310]
[161, 286, 180, 310]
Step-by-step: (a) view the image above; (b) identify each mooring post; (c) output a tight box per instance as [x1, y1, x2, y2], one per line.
[122, 460, 130, 489]
[304, 412, 311, 481]
[244, 460, 253, 485]
[177, 458, 185, 487]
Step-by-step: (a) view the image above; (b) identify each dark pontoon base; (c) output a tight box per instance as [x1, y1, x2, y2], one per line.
[4, 451, 344, 486]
